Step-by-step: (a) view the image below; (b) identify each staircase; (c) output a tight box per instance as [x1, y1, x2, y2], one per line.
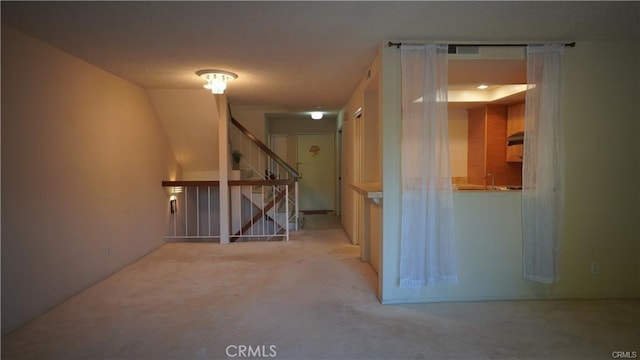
[228, 113, 299, 242]
[161, 106, 299, 243]
[240, 185, 290, 229]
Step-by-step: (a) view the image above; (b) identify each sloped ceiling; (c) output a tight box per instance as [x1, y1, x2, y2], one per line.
[146, 90, 219, 172]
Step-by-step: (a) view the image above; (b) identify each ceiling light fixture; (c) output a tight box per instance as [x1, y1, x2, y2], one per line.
[477, 84, 489, 90]
[311, 111, 323, 120]
[196, 69, 238, 94]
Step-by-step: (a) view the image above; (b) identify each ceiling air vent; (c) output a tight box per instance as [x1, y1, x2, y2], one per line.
[448, 45, 480, 55]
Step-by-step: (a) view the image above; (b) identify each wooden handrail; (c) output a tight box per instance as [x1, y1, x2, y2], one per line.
[162, 179, 294, 187]
[162, 180, 220, 187]
[230, 178, 294, 186]
[229, 109, 299, 180]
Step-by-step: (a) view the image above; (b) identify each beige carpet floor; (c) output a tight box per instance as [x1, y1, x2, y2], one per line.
[301, 212, 343, 230]
[2, 223, 638, 359]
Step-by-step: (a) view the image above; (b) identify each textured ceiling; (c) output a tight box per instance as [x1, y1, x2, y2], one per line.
[2, 1, 639, 114]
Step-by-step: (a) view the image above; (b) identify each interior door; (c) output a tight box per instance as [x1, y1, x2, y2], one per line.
[296, 134, 335, 212]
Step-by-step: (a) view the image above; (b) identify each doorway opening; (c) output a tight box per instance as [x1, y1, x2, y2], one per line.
[266, 114, 339, 230]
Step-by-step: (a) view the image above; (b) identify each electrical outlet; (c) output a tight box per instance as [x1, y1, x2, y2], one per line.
[590, 262, 600, 274]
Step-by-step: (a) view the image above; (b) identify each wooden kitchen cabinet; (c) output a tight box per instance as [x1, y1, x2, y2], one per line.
[467, 104, 522, 187]
[506, 102, 525, 163]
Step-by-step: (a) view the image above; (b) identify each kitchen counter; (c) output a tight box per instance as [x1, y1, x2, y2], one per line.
[454, 184, 522, 192]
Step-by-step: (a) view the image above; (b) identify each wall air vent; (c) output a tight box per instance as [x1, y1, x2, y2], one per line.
[448, 45, 480, 56]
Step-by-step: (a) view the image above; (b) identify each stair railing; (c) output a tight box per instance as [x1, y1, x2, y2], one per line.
[230, 116, 299, 181]
[160, 108, 301, 243]
[161, 178, 294, 243]
[229, 179, 293, 242]
[228, 108, 300, 240]
[161, 180, 221, 242]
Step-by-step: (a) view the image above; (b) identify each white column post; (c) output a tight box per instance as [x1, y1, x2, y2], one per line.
[285, 184, 290, 241]
[294, 181, 299, 231]
[218, 96, 230, 244]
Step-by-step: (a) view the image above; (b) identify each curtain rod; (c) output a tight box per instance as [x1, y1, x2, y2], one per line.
[388, 41, 576, 49]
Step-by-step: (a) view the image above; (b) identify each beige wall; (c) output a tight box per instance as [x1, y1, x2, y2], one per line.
[340, 49, 384, 290]
[268, 116, 337, 135]
[341, 54, 376, 244]
[379, 40, 640, 303]
[561, 40, 639, 298]
[230, 105, 289, 143]
[1, 26, 180, 333]
[267, 116, 337, 169]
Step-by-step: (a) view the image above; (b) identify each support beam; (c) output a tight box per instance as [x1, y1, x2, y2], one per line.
[218, 96, 230, 244]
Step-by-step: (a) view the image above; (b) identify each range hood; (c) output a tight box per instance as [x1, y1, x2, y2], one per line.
[507, 131, 524, 146]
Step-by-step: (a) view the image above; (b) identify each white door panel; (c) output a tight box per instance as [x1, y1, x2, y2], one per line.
[297, 134, 335, 211]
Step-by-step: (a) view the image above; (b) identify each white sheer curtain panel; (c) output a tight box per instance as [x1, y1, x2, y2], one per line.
[522, 44, 565, 284]
[399, 44, 458, 288]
